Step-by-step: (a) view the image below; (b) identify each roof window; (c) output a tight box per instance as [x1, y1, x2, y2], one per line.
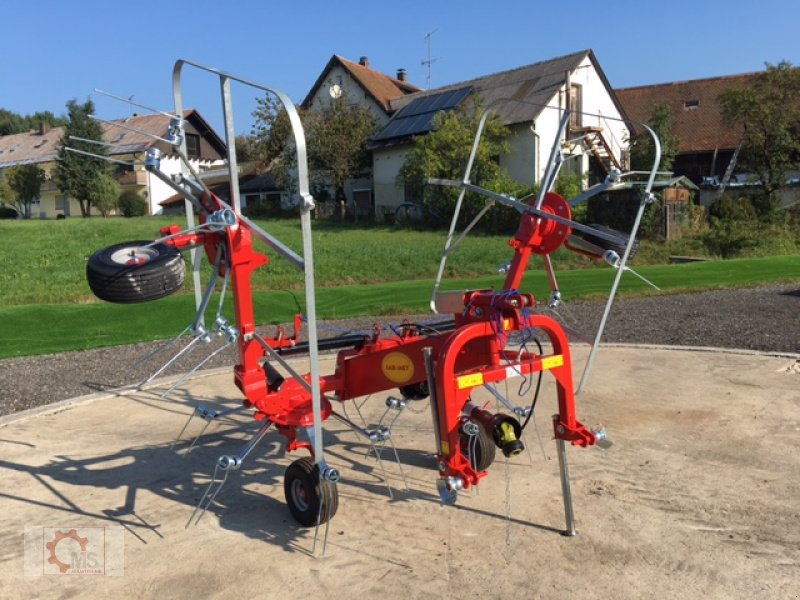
[684, 100, 700, 110]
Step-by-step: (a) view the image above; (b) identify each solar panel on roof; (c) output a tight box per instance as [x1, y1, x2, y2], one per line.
[374, 86, 472, 141]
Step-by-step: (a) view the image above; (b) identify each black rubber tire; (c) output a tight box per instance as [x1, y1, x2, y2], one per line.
[460, 423, 496, 471]
[284, 456, 339, 527]
[86, 240, 185, 304]
[399, 380, 429, 400]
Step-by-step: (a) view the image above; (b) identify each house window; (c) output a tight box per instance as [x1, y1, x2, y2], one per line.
[185, 133, 201, 159]
[352, 189, 372, 218]
[55, 196, 67, 210]
[569, 84, 583, 129]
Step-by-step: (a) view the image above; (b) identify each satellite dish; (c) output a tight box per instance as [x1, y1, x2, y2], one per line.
[329, 84, 342, 99]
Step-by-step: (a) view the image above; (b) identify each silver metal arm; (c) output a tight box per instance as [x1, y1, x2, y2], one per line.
[171, 58, 324, 467]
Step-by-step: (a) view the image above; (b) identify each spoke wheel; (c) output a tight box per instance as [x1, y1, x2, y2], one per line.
[284, 456, 338, 527]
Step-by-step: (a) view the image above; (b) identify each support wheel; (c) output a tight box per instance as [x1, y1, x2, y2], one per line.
[460, 424, 496, 471]
[86, 240, 185, 303]
[284, 456, 338, 527]
[399, 381, 429, 400]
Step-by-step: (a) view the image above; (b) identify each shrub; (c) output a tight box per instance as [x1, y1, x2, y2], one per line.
[708, 194, 757, 223]
[118, 190, 148, 217]
[0, 205, 18, 219]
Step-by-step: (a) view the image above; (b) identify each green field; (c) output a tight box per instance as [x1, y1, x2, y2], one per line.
[1, 217, 798, 358]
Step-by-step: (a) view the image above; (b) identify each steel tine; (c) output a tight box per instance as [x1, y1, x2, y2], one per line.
[138, 335, 201, 390]
[365, 435, 394, 500]
[93, 88, 180, 119]
[160, 339, 232, 400]
[183, 419, 215, 456]
[128, 325, 192, 375]
[186, 462, 227, 528]
[311, 492, 332, 558]
[171, 405, 200, 449]
[386, 434, 409, 491]
[183, 405, 248, 455]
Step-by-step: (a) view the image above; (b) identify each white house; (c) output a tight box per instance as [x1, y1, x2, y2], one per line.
[370, 49, 630, 218]
[0, 110, 226, 217]
[301, 55, 421, 217]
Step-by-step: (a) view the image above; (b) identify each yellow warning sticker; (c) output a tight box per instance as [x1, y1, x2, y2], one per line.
[457, 372, 485, 389]
[381, 352, 415, 384]
[541, 355, 564, 370]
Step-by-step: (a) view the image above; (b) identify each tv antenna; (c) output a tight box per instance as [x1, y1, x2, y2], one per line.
[421, 29, 439, 89]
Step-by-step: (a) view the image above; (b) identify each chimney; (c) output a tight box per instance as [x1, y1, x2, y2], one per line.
[359, 56, 370, 68]
[396, 68, 408, 82]
[39, 121, 49, 135]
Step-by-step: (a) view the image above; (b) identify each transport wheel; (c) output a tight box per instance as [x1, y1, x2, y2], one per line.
[582, 224, 640, 259]
[284, 456, 339, 527]
[460, 423, 496, 471]
[399, 380, 429, 400]
[86, 240, 185, 303]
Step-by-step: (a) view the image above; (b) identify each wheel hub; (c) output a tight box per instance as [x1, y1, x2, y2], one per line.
[110, 247, 157, 266]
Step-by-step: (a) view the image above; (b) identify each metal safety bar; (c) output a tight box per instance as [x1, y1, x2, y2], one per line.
[171, 60, 326, 467]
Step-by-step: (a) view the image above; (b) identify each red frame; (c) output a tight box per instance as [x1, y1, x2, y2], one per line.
[163, 190, 596, 490]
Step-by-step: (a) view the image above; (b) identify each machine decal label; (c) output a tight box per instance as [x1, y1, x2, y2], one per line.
[381, 352, 415, 384]
[457, 373, 484, 389]
[541, 355, 564, 370]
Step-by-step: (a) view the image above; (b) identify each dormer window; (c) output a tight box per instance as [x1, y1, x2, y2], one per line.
[684, 100, 699, 110]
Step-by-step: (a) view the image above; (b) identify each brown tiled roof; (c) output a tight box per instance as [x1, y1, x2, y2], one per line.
[0, 109, 225, 169]
[302, 55, 421, 112]
[615, 73, 756, 153]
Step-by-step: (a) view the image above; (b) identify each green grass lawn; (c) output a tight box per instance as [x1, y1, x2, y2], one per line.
[1, 217, 798, 358]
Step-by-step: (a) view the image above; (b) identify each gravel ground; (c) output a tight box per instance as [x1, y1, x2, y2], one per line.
[1, 282, 798, 417]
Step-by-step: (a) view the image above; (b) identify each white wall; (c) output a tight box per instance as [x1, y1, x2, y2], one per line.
[307, 64, 391, 128]
[146, 155, 222, 215]
[372, 145, 411, 218]
[501, 124, 537, 186]
[569, 55, 629, 168]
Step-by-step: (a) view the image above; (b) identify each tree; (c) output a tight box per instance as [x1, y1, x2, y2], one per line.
[718, 61, 800, 199]
[87, 173, 120, 217]
[0, 108, 67, 135]
[250, 94, 377, 217]
[0, 176, 15, 208]
[118, 189, 148, 217]
[304, 95, 377, 211]
[249, 95, 293, 166]
[398, 97, 512, 230]
[54, 99, 109, 217]
[6, 164, 45, 218]
[628, 103, 680, 172]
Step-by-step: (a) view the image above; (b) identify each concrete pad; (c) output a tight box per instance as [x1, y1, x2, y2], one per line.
[0, 348, 798, 599]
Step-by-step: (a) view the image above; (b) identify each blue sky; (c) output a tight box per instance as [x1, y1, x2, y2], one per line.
[1, 0, 797, 135]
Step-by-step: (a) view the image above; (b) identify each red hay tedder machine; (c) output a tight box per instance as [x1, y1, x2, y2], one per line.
[82, 60, 662, 548]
